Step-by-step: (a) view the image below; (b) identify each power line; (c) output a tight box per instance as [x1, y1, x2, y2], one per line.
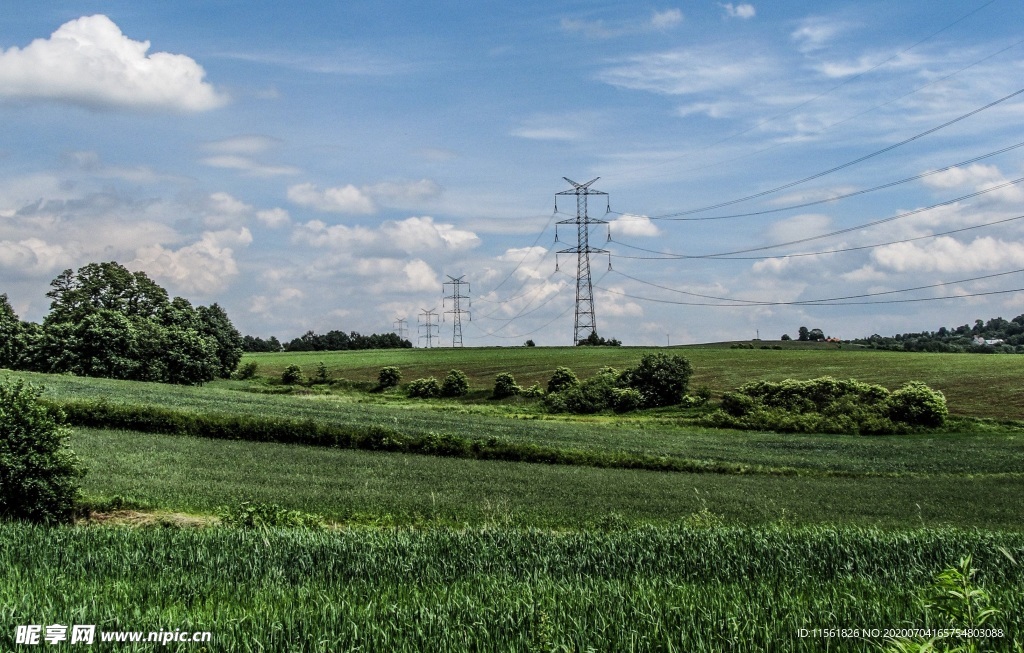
[621, 85, 1024, 219]
[613, 140, 1024, 222]
[600, 267, 1024, 306]
[612, 176, 1024, 259]
[611, 213, 1024, 261]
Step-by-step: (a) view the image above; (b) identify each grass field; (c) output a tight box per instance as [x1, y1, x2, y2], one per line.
[243, 345, 1024, 419]
[3, 346, 1024, 651]
[3, 523, 1022, 652]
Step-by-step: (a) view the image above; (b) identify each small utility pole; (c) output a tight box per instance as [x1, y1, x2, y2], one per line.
[418, 308, 439, 348]
[443, 275, 471, 347]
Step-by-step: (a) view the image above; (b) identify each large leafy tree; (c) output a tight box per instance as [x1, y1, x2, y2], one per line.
[38, 262, 240, 385]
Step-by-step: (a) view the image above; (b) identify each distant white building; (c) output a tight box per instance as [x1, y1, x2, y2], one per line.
[973, 336, 1004, 346]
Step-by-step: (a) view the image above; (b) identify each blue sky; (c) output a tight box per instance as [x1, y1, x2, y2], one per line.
[1, 1, 1023, 345]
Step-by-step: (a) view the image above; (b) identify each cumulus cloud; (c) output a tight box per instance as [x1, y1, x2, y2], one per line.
[0, 15, 226, 112]
[294, 215, 479, 254]
[922, 163, 1004, 190]
[720, 3, 756, 19]
[131, 228, 253, 294]
[0, 237, 68, 276]
[610, 214, 660, 238]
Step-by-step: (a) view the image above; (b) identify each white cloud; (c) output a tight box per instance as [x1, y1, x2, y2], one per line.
[0, 15, 226, 112]
[130, 228, 252, 294]
[201, 155, 300, 178]
[871, 236, 1024, 274]
[560, 9, 682, 39]
[597, 45, 772, 96]
[0, 237, 68, 276]
[649, 9, 684, 30]
[256, 208, 291, 229]
[791, 17, 851, 52]
[288, 182, 376, 214]
[610, 214, 660, 237]
[921, 164, 1004, 190]
[293, 216, 479, 255]
[766, 213, 831, 243]
[202, 135, 280, 155]
[720, 4, 756, 19]
[288, 179, 444, 214]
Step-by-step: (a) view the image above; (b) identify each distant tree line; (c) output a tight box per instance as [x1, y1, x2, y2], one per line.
[0, 262, 243, 385]
[848, 315, 1024, 353]
[274, 330, 412, 352]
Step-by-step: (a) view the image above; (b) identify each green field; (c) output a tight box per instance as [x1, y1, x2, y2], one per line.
[3, 346, 1024, 651]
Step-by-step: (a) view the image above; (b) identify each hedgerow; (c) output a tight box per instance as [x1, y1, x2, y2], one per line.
[707, 377, 948, 435]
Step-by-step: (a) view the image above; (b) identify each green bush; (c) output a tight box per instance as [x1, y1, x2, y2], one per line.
[313, 361, 329, 385]
[522, 383, 545, 398]
[407, 377, 441, 399]
[440, 370, 469, 397]
[547, 366, 580, 394]
[219, 501, 325, 529]
[711, 376, 946, 435]
[619, 353, 693, 408]
[544, 370, 619, 414]
[234, 361, 259, 380]
[377, 366, 401, 389]
[492, 373, 521, 399]
[281, 364, 303, 385]
[612, 388, 644, 413]
[0, 380, 84, 523]
[887, 381, 948, 427]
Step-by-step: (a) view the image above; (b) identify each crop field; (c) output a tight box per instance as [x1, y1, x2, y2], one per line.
[3, 346, 1024, 651]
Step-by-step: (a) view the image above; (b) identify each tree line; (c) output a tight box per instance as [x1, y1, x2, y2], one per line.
[0, 262, 243, 385]
[242, 330, 411, 352]
[848, 315, 1024, 353]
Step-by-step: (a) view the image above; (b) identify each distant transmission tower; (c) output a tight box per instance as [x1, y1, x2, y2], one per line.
[555, 177, 610, 345]
[417, 308, 439, 348]
[393, 317, 408, 341]
[443, 275, 471, 347]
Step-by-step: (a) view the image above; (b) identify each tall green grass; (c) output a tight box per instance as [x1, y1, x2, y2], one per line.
[1, 524, 1021, 652]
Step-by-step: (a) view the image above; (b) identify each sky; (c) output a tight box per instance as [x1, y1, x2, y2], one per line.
[1, 1, 1023, 346]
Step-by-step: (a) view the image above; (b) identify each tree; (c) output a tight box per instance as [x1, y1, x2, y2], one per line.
[780, 334, 791, 341]
[808, 328, 825, 342]
[440, 369, 469, 397]
[38, 262, 234, 385]
[0, 380, 84, 523]
[196, 303, 244, 378]
[619, 353, 693, 408]
[798, 326, 809, 342]
[0, 294, 23, 369]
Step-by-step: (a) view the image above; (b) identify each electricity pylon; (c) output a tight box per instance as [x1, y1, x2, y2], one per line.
[417, 308, 439, 348]
[443, 275, 471, 347]
[556, 177, 610, 345]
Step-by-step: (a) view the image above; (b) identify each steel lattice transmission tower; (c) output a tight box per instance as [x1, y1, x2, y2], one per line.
[556, 177, 609, 345]
[443, 275, 471, 347]
[417, 308, 439, 348]
[393, 317, 408, 341]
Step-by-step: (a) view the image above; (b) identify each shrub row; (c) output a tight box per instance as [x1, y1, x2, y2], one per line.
[544, 353, 695, 414]
[46, 398, 851, 478]
[707, 377, 948, 435]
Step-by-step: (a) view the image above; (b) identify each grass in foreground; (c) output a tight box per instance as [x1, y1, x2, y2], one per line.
[2, 523, 1021, 652]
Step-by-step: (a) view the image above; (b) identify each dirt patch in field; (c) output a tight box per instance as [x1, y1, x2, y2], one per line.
[79, 510, 217, 528]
